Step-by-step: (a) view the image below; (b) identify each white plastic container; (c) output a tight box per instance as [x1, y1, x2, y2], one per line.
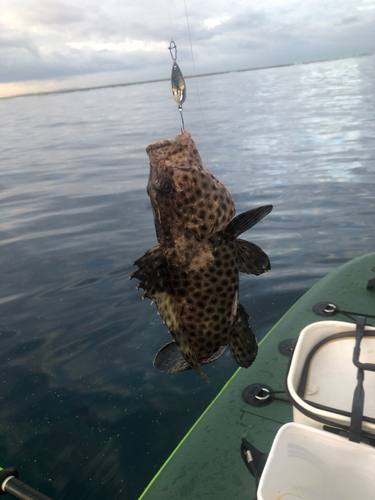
[286, 320, 375, 433]
[257, 423, 375, 500]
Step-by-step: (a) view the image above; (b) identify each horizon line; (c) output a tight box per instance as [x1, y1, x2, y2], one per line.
[1, 52, 373, 101]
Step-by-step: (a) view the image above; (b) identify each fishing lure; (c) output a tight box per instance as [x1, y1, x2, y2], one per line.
[169, 40, 186, 130]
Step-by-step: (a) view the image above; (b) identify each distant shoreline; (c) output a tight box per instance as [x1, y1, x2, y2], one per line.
[1, 52, 373, 101]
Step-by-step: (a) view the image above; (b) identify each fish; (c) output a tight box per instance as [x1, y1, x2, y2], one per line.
[130, 130, 272, 382]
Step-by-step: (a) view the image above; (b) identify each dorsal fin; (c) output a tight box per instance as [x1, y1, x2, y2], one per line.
[225, 205, 273, 241]
[129, 245, 171, 301]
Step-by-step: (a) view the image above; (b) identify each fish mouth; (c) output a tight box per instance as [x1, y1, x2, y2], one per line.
[146, 129, 190, 154]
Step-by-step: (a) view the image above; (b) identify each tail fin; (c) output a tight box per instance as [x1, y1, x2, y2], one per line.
[166, 326, 209, 383]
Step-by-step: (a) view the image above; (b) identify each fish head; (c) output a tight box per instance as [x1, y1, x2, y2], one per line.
[146, 130, 235, 243]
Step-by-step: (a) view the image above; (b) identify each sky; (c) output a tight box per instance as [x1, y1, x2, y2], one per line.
[1, 0, 375, 98]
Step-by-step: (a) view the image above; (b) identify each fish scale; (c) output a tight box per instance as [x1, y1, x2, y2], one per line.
[130, 130, 273, 382]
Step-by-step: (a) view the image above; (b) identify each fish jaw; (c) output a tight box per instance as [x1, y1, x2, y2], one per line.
[146, 130, 235, 246]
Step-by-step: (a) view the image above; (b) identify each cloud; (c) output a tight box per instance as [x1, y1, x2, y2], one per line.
[0, 27, 41, 58]
[1, 0, 375, 97]
[25, 0, 86, 26]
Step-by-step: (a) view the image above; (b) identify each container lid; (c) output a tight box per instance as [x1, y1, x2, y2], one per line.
[285, 321, 375, 435]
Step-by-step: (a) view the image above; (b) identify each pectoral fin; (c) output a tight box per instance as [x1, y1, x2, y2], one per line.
[225, 205, 273, 241]
[229, 303, 258, 368]
[236, 239, 270, 275]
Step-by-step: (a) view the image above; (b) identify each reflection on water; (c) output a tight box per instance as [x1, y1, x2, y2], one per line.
[0, 55, 375, 500]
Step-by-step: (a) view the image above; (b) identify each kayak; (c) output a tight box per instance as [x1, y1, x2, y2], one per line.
[138, 252, 375, 500]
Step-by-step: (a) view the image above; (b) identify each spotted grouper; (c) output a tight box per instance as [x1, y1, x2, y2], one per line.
[130, 130, 272, 382]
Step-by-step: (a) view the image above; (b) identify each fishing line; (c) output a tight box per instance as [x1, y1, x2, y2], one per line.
[183, 0, 208, 131]
[166, 0, 172, 38]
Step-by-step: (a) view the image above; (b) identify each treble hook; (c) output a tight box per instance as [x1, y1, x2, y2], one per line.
[168, 39, 186, 132]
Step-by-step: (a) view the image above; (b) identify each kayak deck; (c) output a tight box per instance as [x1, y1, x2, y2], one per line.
[139, 252, 375, 500]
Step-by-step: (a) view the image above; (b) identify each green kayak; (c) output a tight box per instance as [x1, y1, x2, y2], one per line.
[139, 252, 375, 500]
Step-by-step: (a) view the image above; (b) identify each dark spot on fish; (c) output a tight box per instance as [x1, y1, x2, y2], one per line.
[196, 189, 202, 197]
[202, 182, 208, 189]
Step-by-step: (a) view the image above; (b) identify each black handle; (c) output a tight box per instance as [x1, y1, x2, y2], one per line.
[0, 469, 53, 500]
[352, 316, 375, 372]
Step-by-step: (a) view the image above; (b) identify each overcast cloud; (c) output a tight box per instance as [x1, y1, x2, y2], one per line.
[1, 0, 375, 97]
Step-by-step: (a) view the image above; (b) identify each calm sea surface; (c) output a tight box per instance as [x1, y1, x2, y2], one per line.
[0, 55, 375, 499]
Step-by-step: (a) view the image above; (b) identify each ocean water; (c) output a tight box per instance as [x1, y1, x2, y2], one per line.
[0, 54, 374, 499]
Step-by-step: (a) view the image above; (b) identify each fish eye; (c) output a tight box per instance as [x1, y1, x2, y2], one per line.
[160, 177, 172, 193]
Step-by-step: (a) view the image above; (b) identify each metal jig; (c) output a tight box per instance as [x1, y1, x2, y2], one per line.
[168, 39, 186, 131]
